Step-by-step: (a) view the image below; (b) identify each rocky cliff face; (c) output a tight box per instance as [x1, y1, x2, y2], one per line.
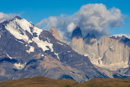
[71, 27, 84, 54]
[71, 28, 99, 65]
[83, 33, 99, 62]
[71, 27, 130, 73]
[49, 26, 62, 41]
[98, 36, 130, 71]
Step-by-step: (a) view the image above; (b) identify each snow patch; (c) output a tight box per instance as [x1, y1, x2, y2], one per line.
[14, 18, 32, 34]
[84, 54, 89, 57]
[54, 52, 60, 60]
[41, 54, 44, 57]
[67, 51, 71, 53]
[57, 42, 63, 45]
[15, 39, 25, 44]
[14, 63, 26, 70]
[28, 40, 33, 43]
[6, 52, 12, 59]
[46, 38, 50, 43]
[26, 46, 34, 53]
[5, 20, 29, 42]
[33, 27, 43, 36]
[32, 37, 54, 52]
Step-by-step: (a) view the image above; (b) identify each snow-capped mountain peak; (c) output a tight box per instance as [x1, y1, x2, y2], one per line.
[111, 34, 130, 39]
[7, 16, 42, 33]
[4, 16, 54, 54]
[6, 16, 35, 35]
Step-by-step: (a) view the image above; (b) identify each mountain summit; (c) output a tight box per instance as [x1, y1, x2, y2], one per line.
[71, 27, 84, 54]
[71, 26, 83, 39]
[49, 26, 62, 41]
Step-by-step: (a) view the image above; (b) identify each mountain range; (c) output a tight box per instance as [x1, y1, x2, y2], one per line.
[0, 16, 130, 82]
[71, 27, 130, 78]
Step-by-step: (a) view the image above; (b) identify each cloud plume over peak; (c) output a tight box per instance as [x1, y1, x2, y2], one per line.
[0, 12, 18, 23]
[37, 3, 123, 41]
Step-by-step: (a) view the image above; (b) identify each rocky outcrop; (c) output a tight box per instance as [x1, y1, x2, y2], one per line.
[70, 28, 99, 64]
[49, 26, 62, 41]
[98, 36, 130, 71]
[70, 27, 130, 72]
[99, 36, 130, 68]
[71, 27, 84, 54]
[83, 33, 99, 62]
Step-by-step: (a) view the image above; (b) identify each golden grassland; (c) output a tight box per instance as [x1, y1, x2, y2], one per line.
[0, 77, 130, 87]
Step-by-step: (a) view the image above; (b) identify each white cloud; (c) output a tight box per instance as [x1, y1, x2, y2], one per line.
[77, 4, 123, 38]
[36, 16, 58, 30]
[37, 4, 123, 41]
[0, 12, 17, 23]
[67, 22, 76, 33]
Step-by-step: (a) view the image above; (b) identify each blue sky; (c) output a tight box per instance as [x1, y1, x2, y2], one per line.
[0, 0, 130, 36]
